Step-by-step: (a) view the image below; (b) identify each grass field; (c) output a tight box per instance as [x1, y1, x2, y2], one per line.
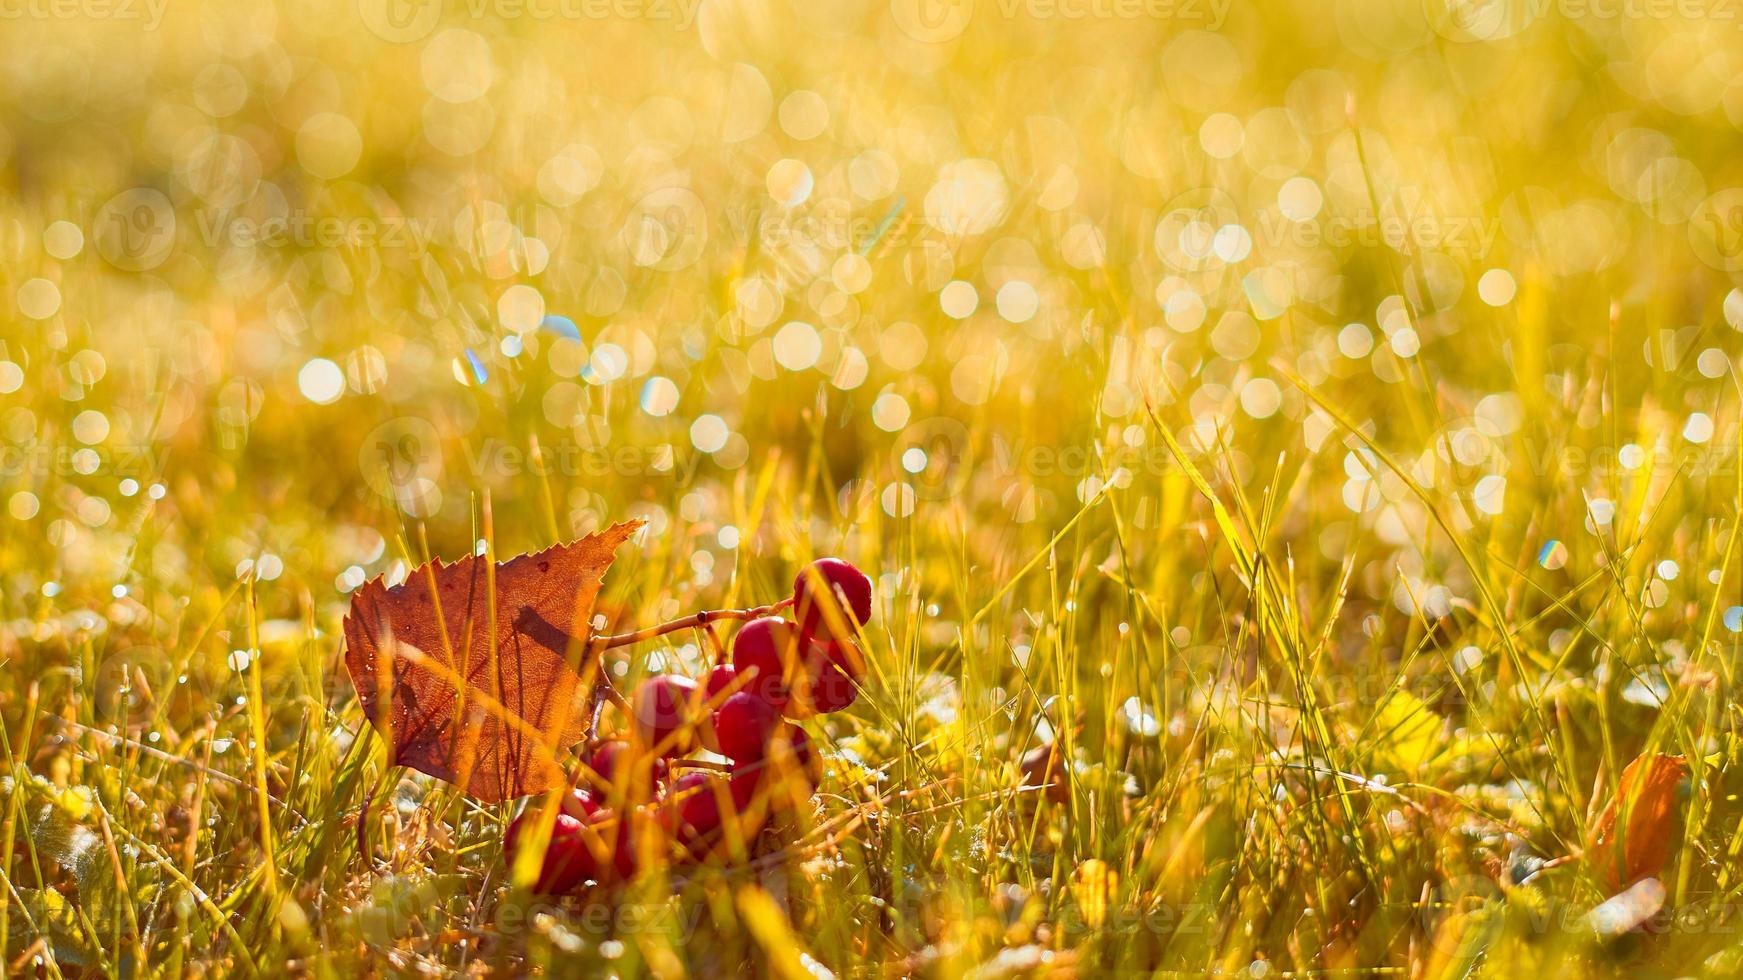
[5, 0, 1743, 975]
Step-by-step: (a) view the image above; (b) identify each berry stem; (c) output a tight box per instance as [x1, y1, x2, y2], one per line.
[593, 598, 794, 650]
[595, 678, 629, 713]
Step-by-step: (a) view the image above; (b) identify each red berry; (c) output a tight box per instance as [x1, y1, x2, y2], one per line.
[663, 770, 765, 860]
[792, 557, 873, 641]
[585, 740, 627, 784]
[584, 739, 667, 801]
[731, 617, 803, 708]
[760, 723, 821, 793]
[739, 726, 820, 814]
[505, 808, 599, 893]
[699, 666, 744, 755]
[782, 641, 861, 718]
[599, 807, 647, 881]
[705, 663, 741, 701]
[728, 763, 763, 809]
[714, 691, 781, 761]
[807, 660, 859, 714]
[818, 637, 867, 681]
[663, 771, 726, 847]
[780, 724, 816, 770]
[561, 788, 603, 820]
[632, 674, 703, 757]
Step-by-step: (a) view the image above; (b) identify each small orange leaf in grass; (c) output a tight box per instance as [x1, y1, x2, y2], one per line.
[1589, 751, 1688, 891]
[342, 521, 643, 802]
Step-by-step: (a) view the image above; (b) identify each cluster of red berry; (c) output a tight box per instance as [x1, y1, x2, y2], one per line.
[505, 557, 873, 893]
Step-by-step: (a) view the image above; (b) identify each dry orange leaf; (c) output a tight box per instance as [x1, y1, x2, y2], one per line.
[1589, 751, 1688, 891]
[342, 521, 642, 802]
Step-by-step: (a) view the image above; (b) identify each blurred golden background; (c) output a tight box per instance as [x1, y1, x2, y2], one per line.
[5, 0, 1743, 974]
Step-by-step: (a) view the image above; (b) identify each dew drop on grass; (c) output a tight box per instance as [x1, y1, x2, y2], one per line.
[1641, 580, 1669, 609]
[1726, 607, 1743, 633]
[940, 280, 978, 319]
[1478, 269, 1516, 305]
[10, 492, 40, 520]
[1472, 475, 1506, 515]
[1338, 323, 1373, 358]
[1538, 540, 1568, 570]
[298, 358, 344, 403]
[1121, 697, 1162, 737]
[1684, 413, 1714, 443]
[881, 482, 916, 517]
[463, 349, 488, 384]
[871, 393, 910, 431]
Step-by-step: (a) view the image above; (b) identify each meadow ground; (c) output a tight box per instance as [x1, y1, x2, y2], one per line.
[4, 0, 1743, 975]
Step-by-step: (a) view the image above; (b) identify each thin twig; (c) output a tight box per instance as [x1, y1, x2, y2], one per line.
[593, 598, 793, 649]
